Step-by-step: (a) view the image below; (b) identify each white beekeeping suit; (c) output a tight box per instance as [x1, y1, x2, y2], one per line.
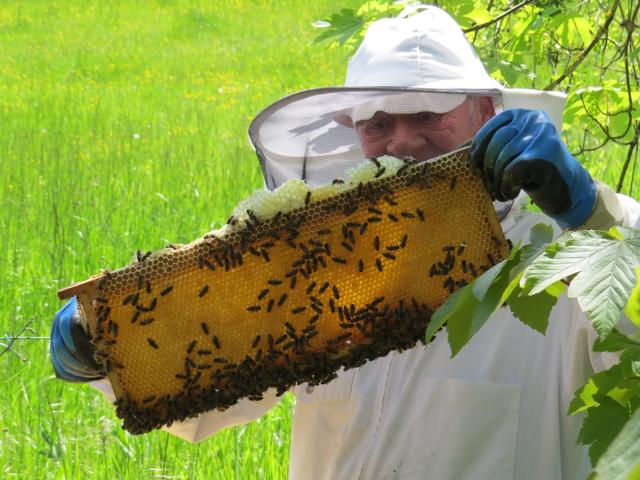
[92, 6, 640, 479]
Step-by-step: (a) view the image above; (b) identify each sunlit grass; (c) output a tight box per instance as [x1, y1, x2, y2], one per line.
[0, 1, 360, 478]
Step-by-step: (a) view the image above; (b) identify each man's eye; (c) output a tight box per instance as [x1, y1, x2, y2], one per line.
[357, 118, 390, 136]
[367, 120, 388, 131]
[413, 112, 445, 123]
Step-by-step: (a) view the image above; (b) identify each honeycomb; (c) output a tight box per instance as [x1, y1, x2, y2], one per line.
[58, 147, 509, 434]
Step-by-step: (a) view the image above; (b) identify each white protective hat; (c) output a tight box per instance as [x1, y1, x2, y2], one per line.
[249, 6, 567, 190]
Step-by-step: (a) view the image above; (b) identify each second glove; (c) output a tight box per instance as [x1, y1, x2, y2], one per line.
[470, 108, 597, 229]
[50, 296, 105, 382]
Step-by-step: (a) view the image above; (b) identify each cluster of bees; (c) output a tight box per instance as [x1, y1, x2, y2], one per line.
[88, 151, 508, 434]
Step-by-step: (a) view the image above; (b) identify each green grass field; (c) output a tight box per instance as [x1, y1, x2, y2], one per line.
[1, 1, 637, 479]
[0, 1, 362, 478]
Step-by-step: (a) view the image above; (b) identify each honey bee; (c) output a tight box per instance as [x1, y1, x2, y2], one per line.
[160, 286, 174, 297]
[332, 285, 340, 300]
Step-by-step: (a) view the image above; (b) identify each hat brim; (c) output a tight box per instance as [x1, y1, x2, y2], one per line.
[338, 91, 468, 126]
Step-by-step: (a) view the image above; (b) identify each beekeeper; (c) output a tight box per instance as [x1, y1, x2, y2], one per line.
[51, 6, 640, 479]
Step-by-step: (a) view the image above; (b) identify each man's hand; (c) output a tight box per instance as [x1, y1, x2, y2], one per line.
[470, 109, 596, 229]
[50, 297, 106, 382]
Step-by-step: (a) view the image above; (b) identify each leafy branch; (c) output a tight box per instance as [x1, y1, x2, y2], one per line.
[313, 1, 640, 195]
[311, 1, 406, 50]
[617, 122, 640, 193]
[462, 0, 536, 34]
[543, 0, 620, 91]
[428, 224, 640, 474]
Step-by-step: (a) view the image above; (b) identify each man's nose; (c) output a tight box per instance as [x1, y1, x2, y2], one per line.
[385, 118, 427, 159]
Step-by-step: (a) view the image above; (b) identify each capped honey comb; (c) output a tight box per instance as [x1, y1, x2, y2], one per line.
[59, 147, 509, 434]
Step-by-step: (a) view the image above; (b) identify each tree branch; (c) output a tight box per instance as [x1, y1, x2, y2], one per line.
[463, 0, 536, 34]
[617, 122, 640, 192]
[544, 0, 620, 90]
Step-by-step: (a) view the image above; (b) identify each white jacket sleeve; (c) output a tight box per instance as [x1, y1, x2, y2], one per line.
[618, 192, 640, 228]
[90, 378, 282, 443]
[579, 183, 640, 231]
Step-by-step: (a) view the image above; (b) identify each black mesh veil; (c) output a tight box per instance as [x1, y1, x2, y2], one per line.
[248, 87, 504, 190]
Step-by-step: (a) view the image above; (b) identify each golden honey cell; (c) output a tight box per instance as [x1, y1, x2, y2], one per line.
[61, 147, 510, 434]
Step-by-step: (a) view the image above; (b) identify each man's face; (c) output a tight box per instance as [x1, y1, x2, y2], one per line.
[353, 97, 495, 161]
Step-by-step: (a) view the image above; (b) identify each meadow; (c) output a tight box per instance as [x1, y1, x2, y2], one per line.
[0, 1, 361, 478]
[0, 1, 637, 479]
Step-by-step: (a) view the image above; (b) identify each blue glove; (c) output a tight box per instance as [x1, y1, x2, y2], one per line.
[470, 109, 597, 228]
[50, 297, 105, 382]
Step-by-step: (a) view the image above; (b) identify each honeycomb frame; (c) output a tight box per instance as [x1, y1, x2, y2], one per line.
[59, 147, 510, 434]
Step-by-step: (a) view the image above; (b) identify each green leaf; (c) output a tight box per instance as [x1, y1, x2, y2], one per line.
[625, 267, 640, 328]
[609, 225, 627, 242]
[312, 9, 364, 46]
[431, 237, 562, 357]
[554, 14, 591, 47]
[569, 365, 624, 415]
[448, 253, 522, 356]
[623, 362, 640, 381]
[522, 229, 640, 338]
[522, 230, 615, 294]
[425, 286, 474, 343]
[498, 270, 524, 307]
[572, 16, 593, 45]
[594, 330, 640, 353]
[569, 236, 640, 338]
[593, 407, 640, 479]
[609, 382, 640, 408]
[500, 226, 557, 296]
[620, 347, 640, 377]
[496, 60, 520, 86]
[472, 257, 510, 300]
[497, 228, 559, 311]
[529, 222, 555, 248]
[462, 6, 493, 26]
[507, 283, 563, 334]
[356, 0, 402, 17]
[436, 285, 481, 356]
[444, 0, 475, 25]
[545, 281, 567, 298]
[570, 380, 600, 415]
[578, 397, 630, 465]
